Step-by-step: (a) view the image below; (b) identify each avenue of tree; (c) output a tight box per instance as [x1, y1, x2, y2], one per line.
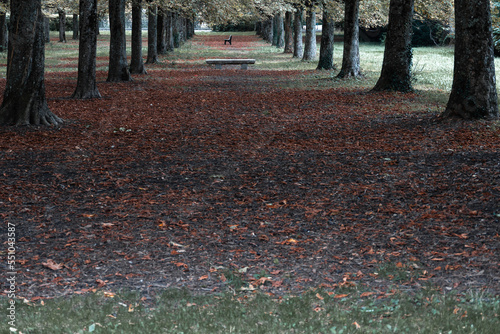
[0, 0, 497, 126]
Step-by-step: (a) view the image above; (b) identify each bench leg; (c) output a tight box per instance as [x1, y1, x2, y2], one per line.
[240, 64, 248, 70]
[215, 64, 222, 69]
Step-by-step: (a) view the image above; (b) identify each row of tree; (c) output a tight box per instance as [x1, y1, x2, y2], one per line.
[0, 0, 497, 126]
[257, 0, 497, 119]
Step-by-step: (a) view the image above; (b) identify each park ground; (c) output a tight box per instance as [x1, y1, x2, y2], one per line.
[0, 31, 499, 332]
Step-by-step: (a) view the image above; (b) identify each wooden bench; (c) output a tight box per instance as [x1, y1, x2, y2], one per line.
[224, 35, 232, 45]
[206, 59, 256, 70]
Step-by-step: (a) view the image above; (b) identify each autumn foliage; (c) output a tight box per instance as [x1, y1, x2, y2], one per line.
[0, 34, 499, 299]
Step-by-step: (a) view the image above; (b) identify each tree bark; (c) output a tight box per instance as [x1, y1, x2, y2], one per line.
[146, 4, 158, 63]
[0, 0, 62, 126]
[317, 6, 335, 70]
[72, 0, 101, 99]
[165, 10, 174, 51]
[443, 0, 498, 119]
[130, 0, 146, 74]
[275, 12, 285, 48]
[283, 11, 293, 54]
[337, 0, 361, 78]
[372, 0, 414, 92]
[44, 15, 50, 43]
[157, 8, 166, 54]
[73, 14, 79, 40]
[0, 12, 7, 52]
[107, 0, 131, 82]
[302, 6, 317, 61]
[293, 8, 303, 58]
[173, 12, 180, 48]
[58, 8, 67, 43]
[262, 17, 273, 43]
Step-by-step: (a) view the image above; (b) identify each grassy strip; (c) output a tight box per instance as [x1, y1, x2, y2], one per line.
[1, 287, 498, 333]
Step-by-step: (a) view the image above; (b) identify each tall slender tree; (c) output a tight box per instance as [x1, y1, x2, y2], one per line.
[283, 11, 293, 54]
[72, 0, 101, 99]
[293, 7, 303, 58]
[0, 0, 62, 126]
[337, 0, 362, 78]
[302, 3, 317, 61]
[317, 2, 335, 70]
[372, 0, 414, 92]
[130, 0, 146, 74]
[0, 0, 7, 52]
[443, 0, 498, 119]
[58, 7, 67, 42]
[146, 3, 158, 63]
[107, 0, 131, 82]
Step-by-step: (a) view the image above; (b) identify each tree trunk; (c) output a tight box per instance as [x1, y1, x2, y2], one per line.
[372, 0, 414, 92]
[302, 6, 316, 61]
[262, 18, 273, 43]
[157, 8, 166, 54]
[146, 4, 158, 63]
[130, 0, 146, 74]
[283, 11, 293, 54]
[275, 12, 285, 48]
[179, 16, 186, 44]
[255, 21, 262, 36]
[72, 0, 101, 99]
[443, 0, 498, 119]
[0, 0, 62, 126]
[72, 14, 79, 40]
[0, 0, 6, 51]
[44, 15, 50, 43]
[165, 10, 174, 52]
[107, 0, 131, 82]
[317, 7, 334, 70]
[58, 8, 67, 43]
[293, 8, 303, 58]
[272, 15, 278, 46]
[173, 12, 180, 48]
[337, 0, 361, 78]
[186, 18, 194, 39]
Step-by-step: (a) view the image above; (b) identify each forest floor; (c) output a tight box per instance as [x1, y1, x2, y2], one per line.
[1, 33, 499, 301]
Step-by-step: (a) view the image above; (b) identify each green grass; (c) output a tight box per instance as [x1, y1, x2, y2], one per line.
[1, 287, 498, 333]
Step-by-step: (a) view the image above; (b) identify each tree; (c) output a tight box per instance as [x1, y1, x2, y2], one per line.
[443, 0, 498, 119]
[130, 0, 147, 74]
[0, 0, 7, 52]
[283, 10, 293, 53]
[72, 0, 101, 99]
[293, 7, 303, 58]
[107, 0, 131, 82]
[372, 0, 414, 92]
[58, 7, 67, 42]
[0, 0, 62, 126]
[165, 10, 174, 51]
[302, 3, 316, 61]
[146, 3, 158, 63]
[337, 0, 362, 78]
[275, 12, 285, 48]
[317, 1, 334, 70]
[72, 13, 79, 40]
[157, 7, 167, 54]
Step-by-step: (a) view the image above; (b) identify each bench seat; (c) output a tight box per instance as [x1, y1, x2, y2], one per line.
[206, 59, 256, 70]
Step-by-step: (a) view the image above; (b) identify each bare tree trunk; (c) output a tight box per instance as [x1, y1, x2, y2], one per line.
[337, 0, 361, 78]
[165, 10, 174, 51]
[302, 6, 316, 61]
[157, 7, 166, 54]
[275, 12, 285, 48]
[146, 4, 158, 63]
[443, 0, 498, 119]
[44, 15, 50, 43]
[173, 12, 180, 48]
[130, 0, 146, 74]
[0, 0, 62, 126]
[293, 8, 303, 58]
[283, 11, 293, 54]
[317, 6, 335, 70]
[72, 14, 79, 40]
[72, 0, 101, 99]
[58, 8, 67, 43]
[373, 0, 414, 92]
[107, 0, 131, 82]
[262, 17, 273, 43]
[0, 9, 7, 52]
